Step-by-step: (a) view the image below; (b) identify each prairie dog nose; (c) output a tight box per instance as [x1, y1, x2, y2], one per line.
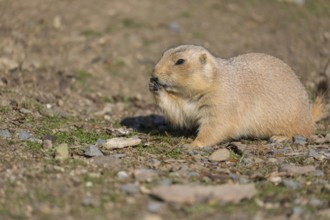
[150, 76, 159, 83]
[149, 76, 161, 93]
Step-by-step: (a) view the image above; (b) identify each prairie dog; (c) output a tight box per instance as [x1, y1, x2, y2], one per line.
[149, 45, 326, 147]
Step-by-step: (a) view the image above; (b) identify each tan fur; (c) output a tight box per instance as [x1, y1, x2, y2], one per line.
[311, 96, 327, 122]
[150, 45, 326, 147]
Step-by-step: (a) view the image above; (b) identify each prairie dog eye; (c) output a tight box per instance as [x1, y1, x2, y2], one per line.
[175, 59, 185, 65]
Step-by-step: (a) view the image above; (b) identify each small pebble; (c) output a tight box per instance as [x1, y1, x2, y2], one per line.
[147, 201, 165, 213]
[117, 171, 129, 180]
[18, 131, 31, 140]
[134, 169, 158, 182]
[239, 176, 250, 184]
[293, 135, 307, 145]
[269, 176, 282, 184]
[82, 196, 94, 206]
[309, 198, 323, 207]
[112, 153, 126, 158]
[84, 145, 103, 157]
[85, 181, 93, 187]
[159, 179, 172, 186]
[268, 158, 278, 163]
[0, 129, 11, 138]
[188, 172, 198, 177]
[209, 148, 230, 162]
[168, 22, 181, 32]
[120, 183, 139, 194]
[152, 159, 161, 167]
[96, 138, 106, 146]
[283, 179, 300, 190]
[292, 206, 304, 218]
[229, 173, 238, 180]
[19, 108, 32, 114]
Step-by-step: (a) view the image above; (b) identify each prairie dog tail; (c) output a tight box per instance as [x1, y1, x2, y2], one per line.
[311, 78, 329, 122]
[311, 95, 327, 122]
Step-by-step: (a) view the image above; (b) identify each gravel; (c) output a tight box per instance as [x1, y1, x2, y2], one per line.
[18, 130, 31, 140]
[84, 145, 104, 157]
[0, 129, 11, 138]
[120, 183, 139, 195]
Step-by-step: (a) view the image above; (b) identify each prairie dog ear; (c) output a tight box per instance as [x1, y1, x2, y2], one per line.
[199, 53, 207, 64]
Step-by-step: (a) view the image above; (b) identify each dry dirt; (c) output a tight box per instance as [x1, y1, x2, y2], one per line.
[0, 0, 330, 219]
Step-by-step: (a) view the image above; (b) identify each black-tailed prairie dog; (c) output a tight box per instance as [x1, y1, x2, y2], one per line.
[149, 45, 326, 148]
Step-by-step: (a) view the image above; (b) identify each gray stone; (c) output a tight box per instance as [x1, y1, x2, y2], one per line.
[188, 172, 198, 177]
[19, 108, 32, 114]
[167, 22, 181, 32]
[112, 153, 126, 158]
[84, 145, 103, 157]
[280, 0, 304, 6]
[152, 159, 161, 167]
[311, 135, 326, 144]
[82, 196, 94, 206]
[309, 149, 330, 161]
[293, 135, 307, 145]
[120, 183, 139, 194]
[283, 179, 300, 190]
[147, 201, 165, 213]
[239, 176, 250, 184]
[0, 129, 11, 138]
[134, 169, 158, 182]
[309, 198, 323, 207]
[18, 131, 31, 140]
[209, 148, 230, 162]
[229, 173, 238, 180]
[187, 149, 199, 156]
[96, 138, 106, 145]
[159, 179, 172, 186]
[292, 206, 304, 218]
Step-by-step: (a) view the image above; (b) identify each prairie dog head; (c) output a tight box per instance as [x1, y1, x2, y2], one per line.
[149, 45, 217, 97]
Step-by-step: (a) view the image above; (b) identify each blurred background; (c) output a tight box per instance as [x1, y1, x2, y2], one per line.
[1, 0, 329, 108]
